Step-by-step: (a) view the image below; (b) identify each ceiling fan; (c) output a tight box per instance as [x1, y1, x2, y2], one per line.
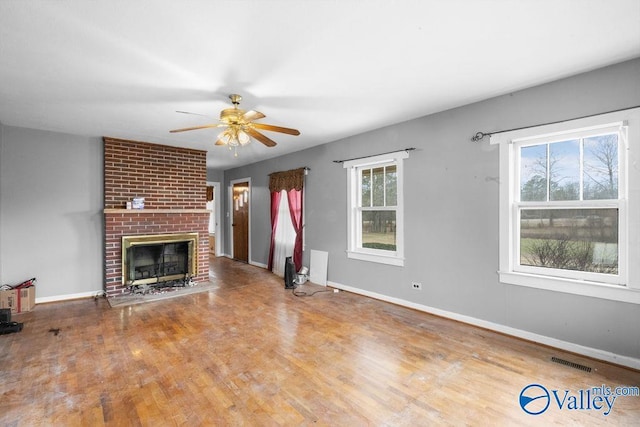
[170, 94, 300, 156]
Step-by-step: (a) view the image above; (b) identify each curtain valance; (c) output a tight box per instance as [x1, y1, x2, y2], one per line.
[269, 167, 305, 192]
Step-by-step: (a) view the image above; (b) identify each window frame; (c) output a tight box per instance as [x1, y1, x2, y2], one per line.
[493, 108, 640, 304]
[344, 150, 408, 266]
[514, 125, 625, 284]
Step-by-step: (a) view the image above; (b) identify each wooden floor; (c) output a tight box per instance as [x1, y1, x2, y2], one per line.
[1, 257, 638, 426]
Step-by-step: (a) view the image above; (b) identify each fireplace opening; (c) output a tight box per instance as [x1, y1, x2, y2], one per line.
[129, 241, 188, 281]
[122, 233, 198, 287]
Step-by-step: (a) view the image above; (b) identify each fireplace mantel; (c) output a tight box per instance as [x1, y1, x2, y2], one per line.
[104, 209, 210, 214]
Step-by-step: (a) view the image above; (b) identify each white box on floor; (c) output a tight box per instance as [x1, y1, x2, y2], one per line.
[309, 250, 328, 286]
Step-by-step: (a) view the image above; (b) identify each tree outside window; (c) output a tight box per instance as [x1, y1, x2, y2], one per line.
[518, 134, 619, 274]
[360, 165, 397, 251]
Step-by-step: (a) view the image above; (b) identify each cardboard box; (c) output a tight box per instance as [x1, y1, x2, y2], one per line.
[18, 287, 36, 312]
[0, 287, 35, 313]
[0, 289, 19, 314]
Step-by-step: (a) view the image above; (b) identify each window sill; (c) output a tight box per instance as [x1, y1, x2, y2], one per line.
[347, 250, 404, 267]
[499, 271, 640, 304]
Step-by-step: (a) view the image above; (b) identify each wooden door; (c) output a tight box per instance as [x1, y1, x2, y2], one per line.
[232, 182, 249, 262]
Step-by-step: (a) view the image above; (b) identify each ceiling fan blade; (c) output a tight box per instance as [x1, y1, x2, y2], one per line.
[215, 139, 226, 146]
[176, 110, 211, 118]
[246, 128, 277, 147]
[242, 110, 266, 122]
[252, 122, 300, 135]
[169, 123, 226, 133]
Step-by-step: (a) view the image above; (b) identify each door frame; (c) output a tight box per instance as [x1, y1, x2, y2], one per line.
[206, 181, 222, 257]
[228, 177, 251, 262]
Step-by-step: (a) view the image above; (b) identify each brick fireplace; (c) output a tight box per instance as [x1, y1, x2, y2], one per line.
[103, 137, 209, 297]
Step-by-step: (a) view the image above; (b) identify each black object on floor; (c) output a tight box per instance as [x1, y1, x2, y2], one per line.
[0, 321, 23, 335]
[284, 256, 296, 289]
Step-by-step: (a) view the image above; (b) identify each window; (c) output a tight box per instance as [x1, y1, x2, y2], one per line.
[344, 150, 408, 266]
[494, 108, 640, 303]
[518, 129, 622, 280]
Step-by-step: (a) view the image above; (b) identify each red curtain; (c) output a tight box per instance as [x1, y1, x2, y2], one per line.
[287, 189, 303, 271]
[267, 190, 281, 271]
[268, 167, 305, 272]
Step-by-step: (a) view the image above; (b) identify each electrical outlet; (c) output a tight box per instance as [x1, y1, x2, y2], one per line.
[411, 281, 422, 290]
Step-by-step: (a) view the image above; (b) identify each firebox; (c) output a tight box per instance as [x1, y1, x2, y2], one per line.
[122, 233, 198, 286]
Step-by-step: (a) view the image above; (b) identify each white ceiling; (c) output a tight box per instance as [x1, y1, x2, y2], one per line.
[1, 1, 639, 170]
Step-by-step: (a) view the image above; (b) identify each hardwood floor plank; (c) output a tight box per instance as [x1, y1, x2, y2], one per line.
[1, 256, 638, 426]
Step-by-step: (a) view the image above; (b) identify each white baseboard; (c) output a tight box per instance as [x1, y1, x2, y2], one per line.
[327, 280, 640, 371]
[220, 254, 267, 270]
[250, 260, 268, 269]
[36, 290, 104, 304]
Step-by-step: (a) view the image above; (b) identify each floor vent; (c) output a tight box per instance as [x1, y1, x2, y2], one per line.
[551, 356, 592, 372]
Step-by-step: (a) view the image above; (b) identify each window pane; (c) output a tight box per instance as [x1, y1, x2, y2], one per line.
[372, 167, 385, 207]
[386, 165, 397, 206]
[549, 140, 579, 201]
[361, 210, 396, 251]
[520, 144, 547, 201]
[520, 208, 618, 274]
[583, 134, 618, 200]
[361, 169, 371, 207]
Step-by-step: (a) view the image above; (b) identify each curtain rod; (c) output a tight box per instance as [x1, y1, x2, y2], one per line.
[470, 105, 640, 142]
[333, 147, 416, 164]
[268, 167, 311, 174]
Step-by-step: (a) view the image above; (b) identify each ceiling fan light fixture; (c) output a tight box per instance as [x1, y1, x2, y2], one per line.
[217, 129, 232, 145]
[237, 129, 251, 145]
[217, 127, 251, 147]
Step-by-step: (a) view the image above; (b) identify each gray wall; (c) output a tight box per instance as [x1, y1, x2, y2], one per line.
[224, 58, 640, 359]
[206, 168, 224, 183]
[0, 125, 103, 299]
